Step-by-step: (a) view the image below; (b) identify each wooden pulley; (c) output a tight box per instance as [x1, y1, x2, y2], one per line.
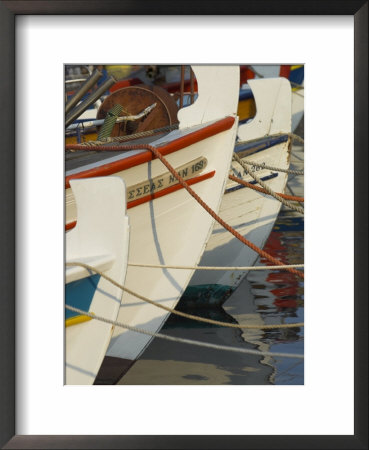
[96, 84, 179, 137]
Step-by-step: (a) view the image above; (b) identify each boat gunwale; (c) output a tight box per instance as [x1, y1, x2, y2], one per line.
[65, 115, 235, 189]
[65, 169, 216, 231]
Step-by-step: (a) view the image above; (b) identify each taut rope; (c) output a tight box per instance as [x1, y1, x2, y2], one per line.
[65, 141, 304, 279]
[65, 304, 303, 359]
[66, 261, 304, 331]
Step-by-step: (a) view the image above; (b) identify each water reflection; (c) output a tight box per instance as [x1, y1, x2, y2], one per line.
[119, 302, 275, 385]
[246, 213, 304, 384]
[118, 213, 304, 385]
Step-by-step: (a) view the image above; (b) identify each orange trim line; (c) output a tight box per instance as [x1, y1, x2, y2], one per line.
[65, 116, 234, 189]
[65, 170, 216, 231]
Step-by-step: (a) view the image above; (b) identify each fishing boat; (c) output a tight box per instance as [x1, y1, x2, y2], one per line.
[65, 65, 240, 384]
[156, 64, 303, 132]
[65, 64, 304, 146]
[243, 64, 304, 131]
[238, 82, 301, 129]
[181, 77, 293, 307]
[65, 177, 130, 385]
[63, 65, 256, 144]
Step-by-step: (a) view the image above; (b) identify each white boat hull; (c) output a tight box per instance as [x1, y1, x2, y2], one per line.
[184, 139, 290, 306]
[184, 77, 292, 306]
[105, 121, 238, 363]
[65, 66, 240, 383]
[65, 177, 130, 385]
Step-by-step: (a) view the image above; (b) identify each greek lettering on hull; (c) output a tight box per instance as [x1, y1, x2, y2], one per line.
[127, 157, 208, 201]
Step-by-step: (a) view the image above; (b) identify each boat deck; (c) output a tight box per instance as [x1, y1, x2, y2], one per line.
[65, 119, 220, 176]
[65, 132, 168, 173]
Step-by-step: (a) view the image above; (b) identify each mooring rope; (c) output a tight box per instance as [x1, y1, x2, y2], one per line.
[66, 124, 179, 149]
[65, 140, 304, 279]
[147, 143, 304, 278]
[127, 262, 304, 271]
[229, 174, 304, 203]
[232, 153, 304, 215]
[238, 160, 304, 175]
[66, 129, 303, 151]
[289, 133, 304, 145]
[66, 261, 304, 330]
[65, 304, 303, 359]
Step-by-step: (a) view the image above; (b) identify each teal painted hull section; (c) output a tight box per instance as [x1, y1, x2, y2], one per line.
[65, 274, 100, 319]
[179, 284, 235, 308]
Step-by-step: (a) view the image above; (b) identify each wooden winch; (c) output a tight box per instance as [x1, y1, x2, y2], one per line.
[96, 84, 179, 137]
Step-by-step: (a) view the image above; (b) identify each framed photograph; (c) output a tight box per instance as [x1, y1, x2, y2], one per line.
[1, 1, 367, 448]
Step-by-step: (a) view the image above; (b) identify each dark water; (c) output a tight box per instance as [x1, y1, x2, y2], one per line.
[118, 212, 304, 385]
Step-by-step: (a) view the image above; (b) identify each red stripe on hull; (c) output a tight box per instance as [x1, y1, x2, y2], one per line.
[65, 170, 216, 231]
[65, 116, 234, 189]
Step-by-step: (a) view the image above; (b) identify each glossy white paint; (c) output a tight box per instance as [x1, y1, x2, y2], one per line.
[178, 65, 239, 127]
[106, 66, 239, 360]
[245, 65, 304, 132]
[188, 142, 290, 294]
[106, 132, 236, 359]
[65, 66, 240, 365]
[238, 77, 292, 139]
[188, 77, 292, 300]
[65, 177, 130, 384]
[291, 83, 304, 132]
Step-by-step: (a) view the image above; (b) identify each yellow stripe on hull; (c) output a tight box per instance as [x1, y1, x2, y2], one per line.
[237, 98, 256, 122]
[65, 313, 94, 327]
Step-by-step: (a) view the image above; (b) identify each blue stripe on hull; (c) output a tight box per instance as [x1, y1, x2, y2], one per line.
[235, 135, 289, 156]
[226, 172, 279, 194]
[65, 274, 100, 319]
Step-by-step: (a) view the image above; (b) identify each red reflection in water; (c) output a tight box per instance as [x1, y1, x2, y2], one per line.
[258, 229, 303, 321]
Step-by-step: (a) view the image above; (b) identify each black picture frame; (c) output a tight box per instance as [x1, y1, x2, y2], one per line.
[1, 1, 367, 449]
